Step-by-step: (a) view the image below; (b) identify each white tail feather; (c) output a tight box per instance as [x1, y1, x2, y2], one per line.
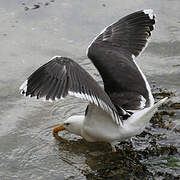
[152, 97, 168, 109]
[126, 97, 168, 131]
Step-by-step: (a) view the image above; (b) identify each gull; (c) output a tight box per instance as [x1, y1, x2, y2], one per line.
[20, 9, 167, 152]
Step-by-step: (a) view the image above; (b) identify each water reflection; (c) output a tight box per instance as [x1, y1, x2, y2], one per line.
[0, 0, 180, 179]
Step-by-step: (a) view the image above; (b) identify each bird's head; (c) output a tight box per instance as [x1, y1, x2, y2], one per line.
[53, 116, 84, 137]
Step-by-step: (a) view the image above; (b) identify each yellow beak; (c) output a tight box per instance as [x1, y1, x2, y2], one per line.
[53, 125, 65, 135]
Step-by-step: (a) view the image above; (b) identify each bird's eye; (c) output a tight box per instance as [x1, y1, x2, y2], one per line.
[64, 122, 70, 126]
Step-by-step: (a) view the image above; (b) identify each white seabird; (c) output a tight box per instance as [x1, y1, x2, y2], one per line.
[20, 9, 167, 152]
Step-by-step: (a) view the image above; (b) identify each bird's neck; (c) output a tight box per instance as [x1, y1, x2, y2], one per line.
[66, 115, 84, 136]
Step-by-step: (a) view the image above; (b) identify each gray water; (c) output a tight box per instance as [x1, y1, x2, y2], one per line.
[0, 0, 180, 179]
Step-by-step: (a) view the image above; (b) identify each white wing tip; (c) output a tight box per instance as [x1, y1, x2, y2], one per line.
[50, 55, 61, 61]
[132, 54, 136, 60]
[139, 95, 146, 109]
[143, 9, 154, 19]
[19, 80, 28, 94]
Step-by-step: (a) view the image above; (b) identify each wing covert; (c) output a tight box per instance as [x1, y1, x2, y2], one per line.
[87, 9, 155, 110]
[20, 56, 124, 125]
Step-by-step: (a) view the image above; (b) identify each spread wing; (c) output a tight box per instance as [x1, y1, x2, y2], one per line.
[20, 56, 124, 125]
[87, 9, 155, 112]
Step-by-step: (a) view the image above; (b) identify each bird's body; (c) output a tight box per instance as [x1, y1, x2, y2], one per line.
[20, 9, 168, 152]
[64, 98, 167, 150]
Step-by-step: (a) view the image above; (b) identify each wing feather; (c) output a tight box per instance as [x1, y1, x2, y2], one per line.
[20, 56, 123, 125]
[87, 9, 155, 110]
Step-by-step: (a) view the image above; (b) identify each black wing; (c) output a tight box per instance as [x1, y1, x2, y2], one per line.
[20, 56, 124, 125]
[87, 9, 155, 111]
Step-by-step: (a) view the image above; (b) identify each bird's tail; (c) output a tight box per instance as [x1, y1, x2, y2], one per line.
[152, 97, 168, 109]
[126, 97, 168, 128]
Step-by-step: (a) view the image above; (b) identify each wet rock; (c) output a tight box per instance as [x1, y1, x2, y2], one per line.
[152, 88, 175, 99]
[170, 103, 180, 109]
[45, 2, 50, 6]
[172, 64, 180, 67]
[155, 171, 180, 180]
[85, 149, 152, 179]
[32, 4, 40, 9]
[24, 7, 29, 11]
[143, 144, 178, 157]
[22, 0, 55, 11]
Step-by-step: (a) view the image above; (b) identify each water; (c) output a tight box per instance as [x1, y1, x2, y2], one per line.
[0, 0, 180, 179]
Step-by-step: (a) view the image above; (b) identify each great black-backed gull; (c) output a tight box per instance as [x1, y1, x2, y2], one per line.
[20, 9, 167, 152]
